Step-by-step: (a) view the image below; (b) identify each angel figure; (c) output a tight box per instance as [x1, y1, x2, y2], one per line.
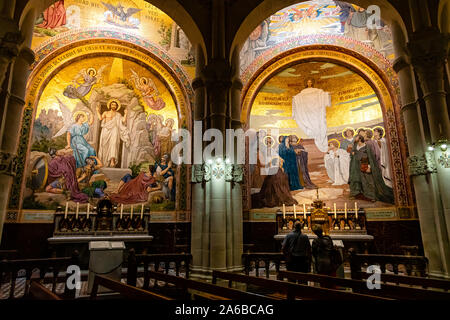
[102, 2, 141, 28]
[131, 69, 166, 110]
[63, 65, 108, 100]
[52, 96, 96, 168]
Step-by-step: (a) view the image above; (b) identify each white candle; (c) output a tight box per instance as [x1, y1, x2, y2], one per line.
[64, 202, 68, 219]
[130, 205, 134, 218]
[303, 204, 306, 219]
[87, 203, 90, 219]
[355, 202, 358, 219]
[120, 204, 123, 219]
[344, 203, 347, 219]
[293, 204, 296, 219]
[334, 203, 337, 219]
[75, 202, 79, 219]
[282, 204, 286, 219]
[141, 204, 144, 219]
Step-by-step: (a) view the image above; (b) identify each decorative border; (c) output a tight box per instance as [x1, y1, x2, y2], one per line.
[0, 151, 18, 177]
[240, 45, 410, 208]
[32, 27, 193, 98]
[241, 34, 395, 88]
[191, 163, 244, 183]
[407, 152, 438, 176]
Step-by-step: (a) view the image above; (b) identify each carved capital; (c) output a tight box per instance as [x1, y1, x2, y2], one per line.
[406, 29, 449, 83]
[407, 152, 437, 176]
[393, 56, 409, 73]
[225, 164, 244, 183]
[0, 31, 24, 61]
[0, 151, 18, 176]
[437, 152, 450, 168]
[191, 162, 243, 183]
[191, 163, 211, 183]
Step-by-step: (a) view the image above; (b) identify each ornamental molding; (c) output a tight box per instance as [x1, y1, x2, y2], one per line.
[191, 163, 244, 183]
[407, 152, 437, 176]
[0, 31, 24, 61]
[437, 153, 450, 168]
[0, 151, 18, 176]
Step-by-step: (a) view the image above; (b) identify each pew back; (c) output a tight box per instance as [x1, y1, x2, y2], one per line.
[349, 251, 429, 278]
[146, 270, 277, 300]
[90, 275, 173, 300]
[28, 280, 62, 300]
[277, 271, 450, 300]
[0, 252, 79, 299]
[212, 270, 390, 301]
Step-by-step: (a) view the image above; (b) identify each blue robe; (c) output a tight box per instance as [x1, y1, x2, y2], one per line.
[279, 136, 303, 191]
[69, 123, 96, 168]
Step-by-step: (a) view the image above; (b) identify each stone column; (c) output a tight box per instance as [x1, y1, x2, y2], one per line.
[402, 2, 450, 277]
[189, 1, 243, 279]
[0, 6, 35, 242]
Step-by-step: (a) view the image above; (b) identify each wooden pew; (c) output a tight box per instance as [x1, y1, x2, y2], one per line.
[212, 270, 390, 300]
[242, 253, 284, 278]
[126, 250, 192, 287]
[356, 272, 450, 291]
[90, 275, 173, 300]
[145, 270, 277, 300]
[277, 270, 450, 300]
[0, 250, 18, 260]
[349, 250, 429, 278]
[0, 251, 79, 299]
[28, 280, 62, 300]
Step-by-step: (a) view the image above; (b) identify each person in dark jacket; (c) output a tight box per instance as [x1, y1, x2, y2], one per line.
[311, 225, 336, 276]
[282, 221, 311, 273]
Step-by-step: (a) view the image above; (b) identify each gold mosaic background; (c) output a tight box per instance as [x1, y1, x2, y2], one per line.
[250, 61, 382, 136]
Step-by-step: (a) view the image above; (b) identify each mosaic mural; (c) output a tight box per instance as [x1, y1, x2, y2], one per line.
[240, 0, 394, 75]
[33, 0, 195, 77]
[249, 61, 396, 211]
[23, 55, 181, 211]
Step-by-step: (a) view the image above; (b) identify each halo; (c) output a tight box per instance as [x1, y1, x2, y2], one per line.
[73, 111, 87, 122]
[373, 126, 386, 138]
[87, 67, 97, 77]
[328, 139, 340, 149]
[107, 99, 121, 111]
[263, 135, 275, 146]
[341, 127, 356, 139]
[356, 127, 368, 136]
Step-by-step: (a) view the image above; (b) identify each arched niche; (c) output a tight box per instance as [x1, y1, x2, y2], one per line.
[9, 38, 192, 213]
[241, 45, 412, 210]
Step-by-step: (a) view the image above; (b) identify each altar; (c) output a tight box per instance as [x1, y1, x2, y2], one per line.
[48, 199, 153, 267]
[273, 198, 374, 253]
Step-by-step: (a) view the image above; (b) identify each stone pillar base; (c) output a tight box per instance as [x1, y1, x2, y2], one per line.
[189, 264, 244, 281]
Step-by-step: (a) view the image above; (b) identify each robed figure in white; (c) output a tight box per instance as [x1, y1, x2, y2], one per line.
[292, 79, 331, 152]
[96, 99, 131, 167]
[324, 140, 350, 186]
[373, 127, 393, 188]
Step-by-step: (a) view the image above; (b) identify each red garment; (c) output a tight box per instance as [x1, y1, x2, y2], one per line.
[109, 172, 155, 204]
[38, 0, 66, 29]
[48, 155, 88, 203]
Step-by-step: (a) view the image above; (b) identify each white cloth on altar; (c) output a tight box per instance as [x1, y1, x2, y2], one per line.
[324, 148, 350, 186]
[98, 113, 130, 166]
[292, 87, 331, 152]
[378, 137, 393, 188]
